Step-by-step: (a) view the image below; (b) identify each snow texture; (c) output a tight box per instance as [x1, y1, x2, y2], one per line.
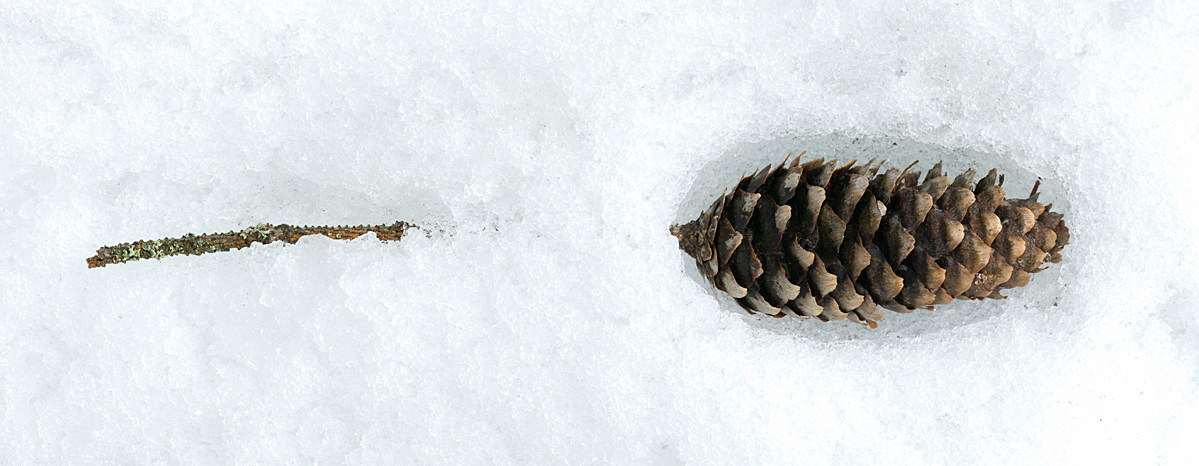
[3, 1, 1198, 464]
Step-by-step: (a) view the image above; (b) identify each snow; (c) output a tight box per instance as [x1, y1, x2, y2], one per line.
[3, 0, 1198, 464]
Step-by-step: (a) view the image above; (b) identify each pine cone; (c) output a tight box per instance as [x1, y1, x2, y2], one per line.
[671, 154, 1069, 328]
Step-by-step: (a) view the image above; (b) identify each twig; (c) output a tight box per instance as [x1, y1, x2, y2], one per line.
[86, 221, 414, 268]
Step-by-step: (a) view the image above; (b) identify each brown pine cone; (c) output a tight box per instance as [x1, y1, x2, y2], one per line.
[671, 154, 1069, 328]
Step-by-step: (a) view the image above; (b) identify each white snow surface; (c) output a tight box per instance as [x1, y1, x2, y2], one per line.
[3, 1, 1198, 464]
